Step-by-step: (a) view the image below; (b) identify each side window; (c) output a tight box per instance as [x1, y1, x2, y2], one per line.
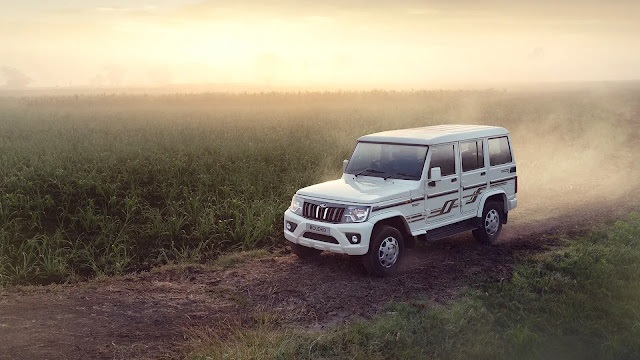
[488, 137, 513, 166]
[460, 140, 485, 172]
[429, 144, 455, 177]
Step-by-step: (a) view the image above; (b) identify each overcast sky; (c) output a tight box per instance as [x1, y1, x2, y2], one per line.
[1, 0, 639, 88]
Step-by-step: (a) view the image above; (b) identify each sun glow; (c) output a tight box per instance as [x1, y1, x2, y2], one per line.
[0, 1, 639, 88]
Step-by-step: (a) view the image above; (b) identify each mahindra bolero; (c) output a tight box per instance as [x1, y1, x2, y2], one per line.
[284, 125, 517, 276]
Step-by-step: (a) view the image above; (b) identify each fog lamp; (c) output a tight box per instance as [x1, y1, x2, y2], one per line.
[346, 233, 361, 244]
[285, 221, 298, 232]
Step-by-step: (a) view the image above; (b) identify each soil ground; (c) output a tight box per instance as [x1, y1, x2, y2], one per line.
[1, 188, 639, 359]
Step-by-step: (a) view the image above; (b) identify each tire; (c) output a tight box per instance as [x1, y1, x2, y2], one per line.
[363, 225, 404, 277]
[291, 243, 321, 259]
[472, 201, 504, 244]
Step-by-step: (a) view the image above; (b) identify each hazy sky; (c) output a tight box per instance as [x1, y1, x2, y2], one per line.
[1, 0, 639, 88]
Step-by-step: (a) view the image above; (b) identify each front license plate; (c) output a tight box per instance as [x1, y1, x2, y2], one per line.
[307, 224, 329, 234]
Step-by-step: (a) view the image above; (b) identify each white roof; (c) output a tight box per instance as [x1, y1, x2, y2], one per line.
[358, 124, 508, 145]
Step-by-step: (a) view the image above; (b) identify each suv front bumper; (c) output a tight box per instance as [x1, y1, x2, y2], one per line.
[283, 210, 373, 255]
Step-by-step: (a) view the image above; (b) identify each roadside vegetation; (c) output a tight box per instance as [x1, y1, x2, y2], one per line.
[193, 213, 640, 359]
[1, 88, 638, 285]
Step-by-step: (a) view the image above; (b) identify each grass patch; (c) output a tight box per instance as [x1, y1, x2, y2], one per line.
[212, 249, 270, 268]
[149, 249, 270, 275]
[193, 213, 640, 360]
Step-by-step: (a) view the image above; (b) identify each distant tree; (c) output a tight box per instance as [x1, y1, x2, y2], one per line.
[1, 66, 32, 88]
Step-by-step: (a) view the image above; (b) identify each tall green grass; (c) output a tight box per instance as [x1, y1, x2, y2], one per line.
[193, 213, 640, 359]
[1, 89, 638, 285]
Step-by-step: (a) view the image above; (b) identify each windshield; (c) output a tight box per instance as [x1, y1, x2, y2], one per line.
[345, 142, 428, 180]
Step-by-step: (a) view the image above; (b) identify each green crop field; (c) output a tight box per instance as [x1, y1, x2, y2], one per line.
[1, 87, 639, 285]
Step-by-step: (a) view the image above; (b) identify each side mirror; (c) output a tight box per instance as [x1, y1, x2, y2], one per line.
[429, 167, 441, 186]
[343, 159, 349, 172]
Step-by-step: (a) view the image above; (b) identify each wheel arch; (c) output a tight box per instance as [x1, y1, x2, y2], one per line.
[368, 212, 414, 249]
[477, 190, 508, 217]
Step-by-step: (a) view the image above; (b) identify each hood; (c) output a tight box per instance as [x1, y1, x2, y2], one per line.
[296, 178, 414, 204]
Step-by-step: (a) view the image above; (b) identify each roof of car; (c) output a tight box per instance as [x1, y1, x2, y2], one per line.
[358, 124, 508, 145]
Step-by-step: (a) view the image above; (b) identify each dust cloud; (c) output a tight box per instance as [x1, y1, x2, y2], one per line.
[474, 88, 640, 232]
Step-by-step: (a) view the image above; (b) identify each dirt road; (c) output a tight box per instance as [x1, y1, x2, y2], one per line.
[1, 189, 638, 360]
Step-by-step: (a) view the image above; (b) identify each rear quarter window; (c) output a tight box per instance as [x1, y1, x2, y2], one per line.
[488, 136, 513, 166]
[460, 140, 484, 172]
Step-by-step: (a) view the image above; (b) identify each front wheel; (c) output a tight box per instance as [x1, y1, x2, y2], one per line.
[472, 201, 503, 244]
[363, 225, 404, 277]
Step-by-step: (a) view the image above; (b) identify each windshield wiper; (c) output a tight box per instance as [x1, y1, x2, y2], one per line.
[354, 168, 384, 177]
[384, 172, 419, 180]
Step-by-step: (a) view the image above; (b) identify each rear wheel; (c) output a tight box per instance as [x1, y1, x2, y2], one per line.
[472, 201, 503, 244]
[363, 225, 404, 277]
[291, 243, 321, 259]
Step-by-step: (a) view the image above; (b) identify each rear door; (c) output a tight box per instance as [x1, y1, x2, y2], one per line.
[459, 139, 488, 214]
[425, 143, 460, 224]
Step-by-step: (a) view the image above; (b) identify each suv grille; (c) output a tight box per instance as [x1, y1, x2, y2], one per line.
[303, 202, 345, 223]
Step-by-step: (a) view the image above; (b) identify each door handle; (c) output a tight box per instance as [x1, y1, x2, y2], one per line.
[480, 172, 486, 176]
[451, 178, 457, 182]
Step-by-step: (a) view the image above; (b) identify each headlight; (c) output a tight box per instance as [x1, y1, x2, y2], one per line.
[342, 205, 370, 223]
[289, 195, 302, 215]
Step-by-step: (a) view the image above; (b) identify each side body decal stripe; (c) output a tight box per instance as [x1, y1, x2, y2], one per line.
[428, 198, 459, 218]
[373, 200, 410, 212]
[463, 187, 484, 204]
[490, 176, 517, 184]
[372, 196, 426, 212]
[427, 189, 458, 199]
[463, 183, 486, 191]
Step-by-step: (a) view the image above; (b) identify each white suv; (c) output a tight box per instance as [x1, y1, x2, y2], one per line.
[284, 125, 517, 276]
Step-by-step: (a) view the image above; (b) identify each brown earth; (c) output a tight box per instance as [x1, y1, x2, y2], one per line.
[1, 188, 639, 360]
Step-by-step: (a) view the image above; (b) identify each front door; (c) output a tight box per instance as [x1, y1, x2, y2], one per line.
[425, 143, 460, 224]
[459, 139, 488, 214]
